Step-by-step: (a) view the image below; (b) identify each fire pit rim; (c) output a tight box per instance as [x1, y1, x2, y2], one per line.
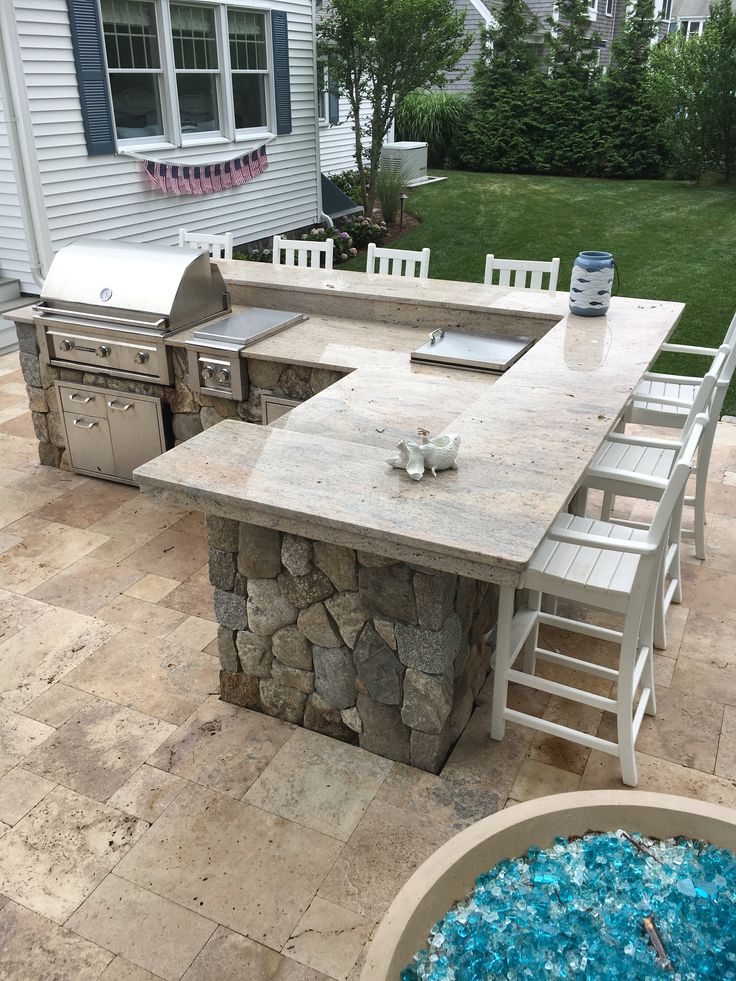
[360, 790, 736, 981]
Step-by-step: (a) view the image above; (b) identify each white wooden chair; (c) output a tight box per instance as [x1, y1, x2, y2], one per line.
[626, 311, 736, 432]
[484, 255, 560, 294]
[491, 414, 707, 787]
[178, 228, 233, 260]
[272, 235, 334, 271]
[573, 347, 728, 649]
[366, 243, 430, 280]
[598, 327, 736, 562]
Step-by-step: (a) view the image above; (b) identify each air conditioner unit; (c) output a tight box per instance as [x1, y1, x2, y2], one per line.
[380, 142, 428, 183]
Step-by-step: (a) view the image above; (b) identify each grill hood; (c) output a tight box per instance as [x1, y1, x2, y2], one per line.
[39, 238, 229, 332]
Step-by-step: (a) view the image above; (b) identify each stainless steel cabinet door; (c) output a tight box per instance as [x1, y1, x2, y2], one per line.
[64, 414, 116, 476]
[105, 395, 165, 482]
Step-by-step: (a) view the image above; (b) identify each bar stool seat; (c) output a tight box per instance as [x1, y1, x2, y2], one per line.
[491, 415, 707, 787]
[526, 512, 650, 609]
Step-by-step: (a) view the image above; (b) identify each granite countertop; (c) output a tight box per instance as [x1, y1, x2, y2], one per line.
[135, 265, 683, 585]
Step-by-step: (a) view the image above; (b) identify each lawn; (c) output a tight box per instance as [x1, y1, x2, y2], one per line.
[341, 171, 736, 415]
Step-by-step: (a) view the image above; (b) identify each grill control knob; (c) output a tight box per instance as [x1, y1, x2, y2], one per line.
[215, 367, 231, 385]
[97, 344, 111, 359]
[60, 338, 74, 352]
[133, 351, 149, 365]
[201, 365, 215, 382]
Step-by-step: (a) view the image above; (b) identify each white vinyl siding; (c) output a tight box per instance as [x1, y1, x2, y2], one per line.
[10, 0, 319, 268]
[318, 97, 372, 175]
[0, 85, 32, 290]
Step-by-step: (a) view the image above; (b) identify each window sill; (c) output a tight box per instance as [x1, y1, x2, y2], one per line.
[234, 131, 274, 144]
[117, 140, 178, 154]
[116, 133, 275, 157]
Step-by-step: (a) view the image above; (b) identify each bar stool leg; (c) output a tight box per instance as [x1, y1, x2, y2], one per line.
[617, 615, 640, 787]
[694, 466, 708, 560]
[601, 489, 614, 521]
[640, 578, 658, 718]
[491, 585, 516, 741]
[523, 590, 541, 674]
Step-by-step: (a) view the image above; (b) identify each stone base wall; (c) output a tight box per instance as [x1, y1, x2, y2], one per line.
[208, 515, 498, 772]
[15, 322, 343, 469]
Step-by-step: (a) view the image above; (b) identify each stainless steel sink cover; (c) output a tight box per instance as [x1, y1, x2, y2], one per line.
[193, 308, 306, 348]
[411, 329, 533, 372]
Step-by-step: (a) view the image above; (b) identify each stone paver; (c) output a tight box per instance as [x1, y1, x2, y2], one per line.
[115, 782, 343, 949]
[67, 874, 216, 981]
[0, 352, 733, 977]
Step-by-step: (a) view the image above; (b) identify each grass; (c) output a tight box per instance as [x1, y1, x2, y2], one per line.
[341, 171, 736, 415]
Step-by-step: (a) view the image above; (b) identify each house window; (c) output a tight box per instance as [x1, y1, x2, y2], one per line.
[102, 0, 273, 146]
[681, 18, 704, 34]
[588, 0, 598, 19]
[229, 9, 269, 130]
[102, 0, 165, 140]
[171, 5, 220, 134]
[605, 0, 614, 16]
[316, 61, 327, 123]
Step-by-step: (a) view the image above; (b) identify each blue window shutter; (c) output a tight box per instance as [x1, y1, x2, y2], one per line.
[66, 0, 116, 155]
[271, 11, 292, 135]
[328, 74, 339, 125]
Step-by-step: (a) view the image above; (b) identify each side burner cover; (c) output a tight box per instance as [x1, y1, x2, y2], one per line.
[411, 329, 533, 373]
[192, 308, 306, 347]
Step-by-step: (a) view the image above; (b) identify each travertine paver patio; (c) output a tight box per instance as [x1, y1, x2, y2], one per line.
[0, 346, 734, 980]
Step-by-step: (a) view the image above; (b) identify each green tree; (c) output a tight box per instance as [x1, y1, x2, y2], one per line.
[454, 0, 542, 173]
[484, 0, 540, 81]
[602, 0, 666, 177]
[546, 0, 602, 81]
[699, 0, 736, 180]
[537, 0, 605, 175]
[650, 0, 736, 180]
[318, 0, 471, 212]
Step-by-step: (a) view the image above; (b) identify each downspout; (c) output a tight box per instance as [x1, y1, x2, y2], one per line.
[312, 0, 333, 228]
[0, 4, 52, 288]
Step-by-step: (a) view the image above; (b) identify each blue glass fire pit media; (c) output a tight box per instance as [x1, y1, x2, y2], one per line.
[401, 831, 736, 980]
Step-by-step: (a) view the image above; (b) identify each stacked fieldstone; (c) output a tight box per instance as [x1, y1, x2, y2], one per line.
[14, 320, 343, 470]
[208, 514, 498, 772]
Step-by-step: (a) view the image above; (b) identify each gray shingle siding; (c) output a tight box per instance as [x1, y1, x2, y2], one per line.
[443, 2, 488, 93]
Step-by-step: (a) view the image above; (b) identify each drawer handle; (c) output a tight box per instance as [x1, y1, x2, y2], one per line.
[72, 418, 98, 429]
[107, 400, 133, 412]
[68, 393, 93, 403]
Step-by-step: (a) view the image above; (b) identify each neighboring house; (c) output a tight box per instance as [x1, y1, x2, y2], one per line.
[655, 0, 736, 36]
[0, 0, 354, 301]
[445, 0, 626, 79]
[443, 0, 497, 93]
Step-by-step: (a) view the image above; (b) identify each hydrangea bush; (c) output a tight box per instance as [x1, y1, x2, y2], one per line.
[301, 226, 356, 263]
[338, 215, 389, 249]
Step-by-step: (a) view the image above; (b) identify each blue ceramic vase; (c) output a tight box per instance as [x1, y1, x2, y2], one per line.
[569, 251, 614, 317]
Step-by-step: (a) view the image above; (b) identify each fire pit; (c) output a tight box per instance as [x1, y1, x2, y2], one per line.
[360, 792, 736, 981]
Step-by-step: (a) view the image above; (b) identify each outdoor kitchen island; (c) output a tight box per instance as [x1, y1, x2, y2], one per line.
[134, 263, 683, 772]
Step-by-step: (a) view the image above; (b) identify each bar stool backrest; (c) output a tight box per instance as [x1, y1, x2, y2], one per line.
[648, 414, 708, 547]
[178, 228, 233, 260]
[484, 255, 560, 294]
[366, 244, 430, 279]
[272, 235, 334, 270]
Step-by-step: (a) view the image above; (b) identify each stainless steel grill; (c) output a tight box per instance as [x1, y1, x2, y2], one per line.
[34, 238, 230, 385]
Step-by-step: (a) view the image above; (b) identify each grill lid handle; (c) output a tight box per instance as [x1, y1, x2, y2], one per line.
[33, 303, 166, 330]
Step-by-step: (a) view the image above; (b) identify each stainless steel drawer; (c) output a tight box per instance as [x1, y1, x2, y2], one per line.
[56, 381, 167, 485]
[58, 384, 108, 419]
[63, 413, 116, 477]
[106, 395, 166, 482]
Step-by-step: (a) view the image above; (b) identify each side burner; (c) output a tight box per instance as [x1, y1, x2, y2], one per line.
[187, 307, 307, 401]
